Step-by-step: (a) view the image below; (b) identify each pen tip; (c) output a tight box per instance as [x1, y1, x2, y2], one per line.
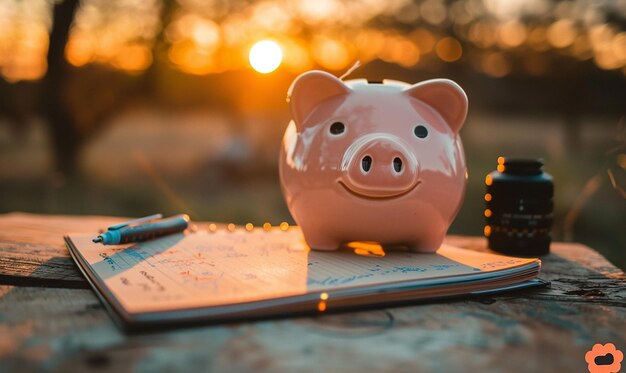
[93, 237, 102, 243]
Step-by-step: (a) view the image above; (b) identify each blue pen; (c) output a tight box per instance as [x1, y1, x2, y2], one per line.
[92, 214, 190, 245]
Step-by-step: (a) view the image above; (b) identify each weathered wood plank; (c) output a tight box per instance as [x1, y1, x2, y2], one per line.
[0, 212, 125, 245]
[0, 285, 624, 372]
[0, 213, 126, 288]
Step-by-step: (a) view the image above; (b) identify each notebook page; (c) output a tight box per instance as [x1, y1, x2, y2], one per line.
[68, 228, 538, 314]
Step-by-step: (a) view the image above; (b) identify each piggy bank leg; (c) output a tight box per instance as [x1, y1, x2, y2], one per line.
[302, 230, 340, 251]
[406, 234, 445, 253]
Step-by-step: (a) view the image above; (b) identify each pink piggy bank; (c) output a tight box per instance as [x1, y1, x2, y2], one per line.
[279, 71, 468, 252]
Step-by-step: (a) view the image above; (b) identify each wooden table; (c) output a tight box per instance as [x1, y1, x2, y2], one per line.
[0, 212, 624, 372]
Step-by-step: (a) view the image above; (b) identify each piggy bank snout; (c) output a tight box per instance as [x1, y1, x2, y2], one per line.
[340, 134, 420, 198]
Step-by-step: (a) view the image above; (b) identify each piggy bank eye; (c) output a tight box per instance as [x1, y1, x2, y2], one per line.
[414, 125, 428, 139]
[329, 122, 345, 135]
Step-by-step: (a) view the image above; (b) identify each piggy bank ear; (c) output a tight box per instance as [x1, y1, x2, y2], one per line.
[288, 70, 351, 127]
[403, 79, 468, 134]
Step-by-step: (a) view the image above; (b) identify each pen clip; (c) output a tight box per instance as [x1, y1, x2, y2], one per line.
[107, 213, 163, 231]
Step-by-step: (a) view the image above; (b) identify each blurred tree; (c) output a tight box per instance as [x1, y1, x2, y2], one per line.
[43, 0, 166, 175]
[44, 0, 79, 175]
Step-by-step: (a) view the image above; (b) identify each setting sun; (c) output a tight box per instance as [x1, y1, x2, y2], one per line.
[249, 40, 282, 73]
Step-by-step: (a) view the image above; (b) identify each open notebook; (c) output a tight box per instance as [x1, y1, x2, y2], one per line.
[65, 227, 544, 331]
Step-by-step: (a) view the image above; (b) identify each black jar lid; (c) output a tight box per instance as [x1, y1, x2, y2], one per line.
[499, 157, 543, 175]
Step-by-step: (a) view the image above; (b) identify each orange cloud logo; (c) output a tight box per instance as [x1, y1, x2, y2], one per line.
[585, 343, 623, 373]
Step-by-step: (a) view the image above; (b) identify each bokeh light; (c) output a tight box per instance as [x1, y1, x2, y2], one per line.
[312, 36, 352, 71]
[436, 37, 463, 62]
[0, 0, 49, 82]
